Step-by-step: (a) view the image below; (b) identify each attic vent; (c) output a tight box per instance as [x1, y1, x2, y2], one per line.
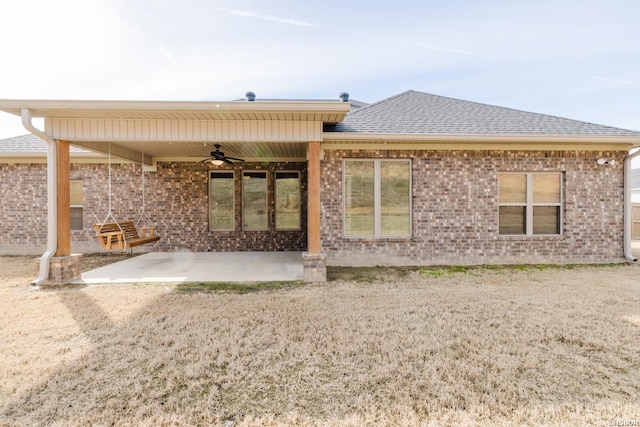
[245, 91, 256, 101]
[339, 92, 349, 102]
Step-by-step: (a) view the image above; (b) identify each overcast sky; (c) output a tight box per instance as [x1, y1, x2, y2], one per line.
[0, 0, 638, 139]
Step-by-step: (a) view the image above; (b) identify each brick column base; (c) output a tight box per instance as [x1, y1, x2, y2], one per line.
[302, 252, 327, 282]
[43, 254, 83, 286]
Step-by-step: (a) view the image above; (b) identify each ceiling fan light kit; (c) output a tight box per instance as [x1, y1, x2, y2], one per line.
[201, 144, 245, 165]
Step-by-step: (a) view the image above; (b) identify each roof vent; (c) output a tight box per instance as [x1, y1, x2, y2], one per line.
[245, 91, 256, 101]
[339, 92, 349, 102]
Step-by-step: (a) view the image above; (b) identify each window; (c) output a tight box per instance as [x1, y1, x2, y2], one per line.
[344, 159, 411, 237]
[243, 171, 268, 230]
[499, 173, 562, 236]
[70, 180, 83, 231]
[275, 171, 300, 230]
[209, 172, 235, 231]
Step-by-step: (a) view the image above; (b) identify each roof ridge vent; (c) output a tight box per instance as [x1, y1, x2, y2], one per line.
[245, 91, 256, 101]
[339, 92, 349, 102]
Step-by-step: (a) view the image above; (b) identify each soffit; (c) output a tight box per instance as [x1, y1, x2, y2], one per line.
[74, 140, 308, 162]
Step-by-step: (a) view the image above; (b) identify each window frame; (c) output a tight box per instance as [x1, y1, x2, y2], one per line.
[275, 170, 301, 231]
[342, 159, 412, 238]
[498, 172, 563, 236]
[209, 171, 236, 231]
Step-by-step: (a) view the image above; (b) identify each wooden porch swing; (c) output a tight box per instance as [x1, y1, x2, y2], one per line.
[93, 144, 160, 250]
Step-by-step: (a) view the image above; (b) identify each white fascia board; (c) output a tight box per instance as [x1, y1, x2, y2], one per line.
[322, 132, 640, 147]
[0, 99, 351, 119]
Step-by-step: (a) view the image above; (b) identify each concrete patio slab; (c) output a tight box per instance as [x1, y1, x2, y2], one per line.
[76, 251, 304, 284]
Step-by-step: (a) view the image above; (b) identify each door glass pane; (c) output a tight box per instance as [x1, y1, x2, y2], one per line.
[243, 172, 268, 230]
[380, 161, 410, 235]
[533, 206, 560, 234]
[533, 174, 561, 203]
[275, 172, 300, 230]
[499, 174, 526, 203]
[344, 161, 374, 235]
[499, 206, 526, 235]
[210, 172, 235, 230]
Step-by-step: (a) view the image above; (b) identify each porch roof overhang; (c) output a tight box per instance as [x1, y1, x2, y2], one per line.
[0, 99, 351, 121]
[0, 99, 352, 165]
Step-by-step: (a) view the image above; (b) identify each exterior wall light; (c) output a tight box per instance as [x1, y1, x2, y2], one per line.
[597, 158, 616, 166]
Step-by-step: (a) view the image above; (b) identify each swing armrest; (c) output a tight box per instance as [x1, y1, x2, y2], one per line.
[96, 231, 124, 250]
[138, 226, 156, 238]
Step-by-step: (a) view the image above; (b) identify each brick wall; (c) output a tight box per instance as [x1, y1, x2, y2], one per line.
[148, 161, 308, 252]
[0, 163, 48, 254]
[1, 150, 629, 265]
[320, 149, 627, 266]
[0, 161, 307, 254]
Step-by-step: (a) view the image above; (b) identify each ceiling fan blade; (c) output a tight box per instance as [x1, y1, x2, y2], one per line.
[200, 157, 213, 162]
[223, 158, 234, 165]
[225, 156, 245, 162]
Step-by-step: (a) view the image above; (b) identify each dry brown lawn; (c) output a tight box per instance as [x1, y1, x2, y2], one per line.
[1, 256, 639, 426]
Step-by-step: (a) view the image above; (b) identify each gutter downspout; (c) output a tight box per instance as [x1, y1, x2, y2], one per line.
[624, 149, 640, 262]
[21, 109, 57, 285]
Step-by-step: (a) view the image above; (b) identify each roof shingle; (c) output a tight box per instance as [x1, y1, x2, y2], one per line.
[0, 134, 93, 154]
[326, 90, 640, 137]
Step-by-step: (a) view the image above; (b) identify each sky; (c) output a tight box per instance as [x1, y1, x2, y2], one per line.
[0, 0, 639, 140]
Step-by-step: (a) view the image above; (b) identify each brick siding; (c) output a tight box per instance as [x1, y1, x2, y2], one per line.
[320, 149, 627, 266]
[0, 161, 307, 254]
[0, 150, 629, 266]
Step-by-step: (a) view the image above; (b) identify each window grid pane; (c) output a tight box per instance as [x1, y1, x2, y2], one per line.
[275, 172, 300, 230]
[533, 206, 560, 235]
[70, 207, 83, 231]
[70, 180, 83, 205]
[70, 180, 83, 230]
[210, 172, 235, 230]
[380, 161, 411, 235]
[499, 174, 527, 203]
[499, 206, 526, 235]
[243, 172, 268, 230]
[344, 161, 375, 235]
[533, 174, 561, 204]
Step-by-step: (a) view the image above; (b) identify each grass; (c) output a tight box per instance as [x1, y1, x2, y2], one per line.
[175, 281, 306, 294]
[1, 256, 639, 426]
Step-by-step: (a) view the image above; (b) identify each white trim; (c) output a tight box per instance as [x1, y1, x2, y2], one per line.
[0, 99, 351, 122]
[323, 132, 640, 146]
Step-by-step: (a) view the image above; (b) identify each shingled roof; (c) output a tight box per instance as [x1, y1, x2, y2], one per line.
[326, 90, 640, 137]
[0, 134, 97, 156]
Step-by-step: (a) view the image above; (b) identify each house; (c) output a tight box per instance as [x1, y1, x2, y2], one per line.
[1, 90, 640, 285]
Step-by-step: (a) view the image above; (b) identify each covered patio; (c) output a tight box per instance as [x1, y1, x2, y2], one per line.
[77, 251, 304, 284]
[0, 95, 351, 285]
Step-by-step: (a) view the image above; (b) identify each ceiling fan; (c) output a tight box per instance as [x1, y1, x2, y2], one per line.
[201, 144, 245, 165]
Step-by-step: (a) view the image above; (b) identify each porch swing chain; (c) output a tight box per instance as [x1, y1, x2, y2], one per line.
[98, 142, 125, 237]
[135, 150, 156, 231]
